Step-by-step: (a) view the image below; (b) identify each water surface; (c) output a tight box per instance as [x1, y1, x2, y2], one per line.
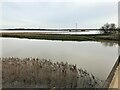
[0, 30, 100, 35]
[1, 37, 118, 80]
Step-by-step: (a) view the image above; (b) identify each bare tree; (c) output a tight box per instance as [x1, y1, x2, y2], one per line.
[109, 23, 116, 29]
[100, 23, 116, 34]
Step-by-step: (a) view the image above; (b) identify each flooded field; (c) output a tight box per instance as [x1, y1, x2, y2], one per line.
[0, 30, 100, 35]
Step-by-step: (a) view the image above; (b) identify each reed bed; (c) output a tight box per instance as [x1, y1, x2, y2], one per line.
[2, 57, 104, 88]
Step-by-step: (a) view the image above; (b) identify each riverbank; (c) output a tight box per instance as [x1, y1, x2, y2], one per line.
[0, 32, 119, 42]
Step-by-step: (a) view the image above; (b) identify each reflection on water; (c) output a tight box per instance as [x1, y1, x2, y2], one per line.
[99, 41, 117, 47]
[1, 38, 118, 80]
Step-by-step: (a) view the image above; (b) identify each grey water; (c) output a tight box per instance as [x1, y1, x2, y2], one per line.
[1, 37, 118, 80]
[0, 30, 100, 35]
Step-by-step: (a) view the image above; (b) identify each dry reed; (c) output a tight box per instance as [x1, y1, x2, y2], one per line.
[1, 57, 104, 88]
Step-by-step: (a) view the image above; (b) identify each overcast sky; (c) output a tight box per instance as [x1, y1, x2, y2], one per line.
[0, 0, 119, 29]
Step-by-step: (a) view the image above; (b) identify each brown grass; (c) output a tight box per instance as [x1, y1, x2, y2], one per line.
[2, 57, 104, 88]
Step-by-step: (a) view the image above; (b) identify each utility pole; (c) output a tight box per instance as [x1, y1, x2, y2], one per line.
[76, 23, 77, 31]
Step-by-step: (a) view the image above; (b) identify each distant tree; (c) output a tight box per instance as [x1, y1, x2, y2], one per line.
[109, 23, 116, 29]
[109, 23, 116, 33]
[105, 23, 110, 29]
[100, 23, 116, 34]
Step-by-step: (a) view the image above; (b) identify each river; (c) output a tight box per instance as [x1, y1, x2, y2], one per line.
[1, 37, 118, 81]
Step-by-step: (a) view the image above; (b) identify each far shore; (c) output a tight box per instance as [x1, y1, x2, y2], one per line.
[0, 32, 119, 43]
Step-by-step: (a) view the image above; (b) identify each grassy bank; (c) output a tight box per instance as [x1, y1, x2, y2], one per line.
[1, 32, 119, 42]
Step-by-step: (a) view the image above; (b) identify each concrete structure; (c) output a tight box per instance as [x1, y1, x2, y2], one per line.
[109, 63, 120, 88]
[104, 56, 120, 89]
[109, 56, 120, 89]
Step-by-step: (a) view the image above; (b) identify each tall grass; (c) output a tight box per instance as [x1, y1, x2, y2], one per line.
[2, 57, 104, 88]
